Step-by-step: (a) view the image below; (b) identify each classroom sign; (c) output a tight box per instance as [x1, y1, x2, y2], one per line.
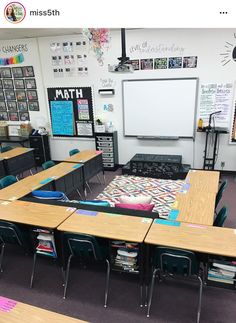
[47, 87, 94, 137]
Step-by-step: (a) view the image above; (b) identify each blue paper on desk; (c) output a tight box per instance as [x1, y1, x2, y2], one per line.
[72, 163, 82, 169]
[180, 183, 190, 192]
[76, 210, 98, 216]
[154, 219, 180, 226]
[39, 178, 53, 185]
[168, 209, 179, 220]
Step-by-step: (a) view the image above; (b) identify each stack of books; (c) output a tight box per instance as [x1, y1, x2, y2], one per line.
[36, 233, 57, 258]
[208, 260, 236, 285]
[112, 241, 139, 273]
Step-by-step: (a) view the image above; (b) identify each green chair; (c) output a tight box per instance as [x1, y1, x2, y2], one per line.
[0, 220, 32, 272]
[69, 149, 80, 156]
[0, 146, 13, 153]
[215, 180, 227, 209]
[214, 206, 228, 227]
[42, 160, 55, 170]
[147, 247, 203, 323]
[0, 175, 18, 189]
[62, 233, 110, 307]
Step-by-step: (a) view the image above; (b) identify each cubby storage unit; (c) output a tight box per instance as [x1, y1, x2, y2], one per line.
[29, 135, 51, 167]
[95, 131, 118, 171]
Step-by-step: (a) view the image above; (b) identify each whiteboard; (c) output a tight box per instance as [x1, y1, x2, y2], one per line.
[123, 78, 198, 138]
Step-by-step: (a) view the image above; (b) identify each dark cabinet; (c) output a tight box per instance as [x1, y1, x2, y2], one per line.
[29, 135, 51, 167]
[95, 131, 118, 171]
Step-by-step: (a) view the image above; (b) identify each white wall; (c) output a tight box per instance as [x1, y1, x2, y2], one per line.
[2, 29, 236, 170]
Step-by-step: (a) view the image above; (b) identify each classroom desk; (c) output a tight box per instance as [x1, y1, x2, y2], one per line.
[0, 147, 35, 176]
[0, 136, 29, 147]
[64, 150, 103, 182]
[0, 296, 88, 323]
[0, 200, 75, 228]
[145, 220, 236, 258]
[174, 190, 216, 225]
[0, 162, 83, 201]
[185, 170, 220, 193]
[57, 210, 152, 242]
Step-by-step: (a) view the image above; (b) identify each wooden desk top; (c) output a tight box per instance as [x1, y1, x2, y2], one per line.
[185, 170, 220, 193]
[0, 297, 88, 323]
[64, 150, 99, 164]
[174, 190, 216, 225]
[57, 210, 153, 243]
[145, 221, 236, 258]
[0, 147, 34, 159]
[0, 162, 80, 201]
[0, 200, 76, 228]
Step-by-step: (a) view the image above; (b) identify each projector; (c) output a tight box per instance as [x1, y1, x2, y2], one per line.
[108, 63, 134, 73]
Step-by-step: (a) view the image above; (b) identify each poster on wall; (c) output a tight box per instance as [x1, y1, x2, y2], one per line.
[199, 83, 233, 127]
[47, 87, 94, 138]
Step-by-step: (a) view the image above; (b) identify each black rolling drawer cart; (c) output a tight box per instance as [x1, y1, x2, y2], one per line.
[29, 135, 51, 167]
[95, 131, 119, 171]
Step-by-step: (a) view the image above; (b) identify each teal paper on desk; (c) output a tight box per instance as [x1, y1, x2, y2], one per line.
[154, 219, 181, 226]
[39, 178, 53, 185]
[168, 209, 179, 220]
[73, 163, 82, 169]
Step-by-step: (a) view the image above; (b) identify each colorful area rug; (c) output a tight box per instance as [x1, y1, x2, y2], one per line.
[96, 175, 184, 217]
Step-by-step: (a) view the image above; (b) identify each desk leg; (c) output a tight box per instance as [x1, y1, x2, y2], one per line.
[139, 243, 145, 307]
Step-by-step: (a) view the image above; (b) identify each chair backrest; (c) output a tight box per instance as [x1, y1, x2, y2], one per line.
[214, 206, 228, 227]
[63, 233, 107, 262]
[154, 247, 199, 276]
[0, 146, 13, 153]
[215, 180, 228, 209]
[69, 149, 80, 156]
[32, 190, 69, 202]
[0, 175, 17, 189]
[42, 160, 55, 170]
[0, 220, 32, 251]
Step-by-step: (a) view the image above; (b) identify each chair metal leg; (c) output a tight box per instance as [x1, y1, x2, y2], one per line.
[140, 284, 144, 307]
[0, 242, 5, 273]
[96, 174, 102, 184]
[197, 275, 203, 323]
[30, 169, 34, 176]
[104, 259, 110, 308]
[103, 173, 106, 185]
[30, 252, 37, 288]
[63, 255, 73, 299]
[86, 181, 92, 193]
[147, 268, 158, 318]
[76, 189, 83, 199]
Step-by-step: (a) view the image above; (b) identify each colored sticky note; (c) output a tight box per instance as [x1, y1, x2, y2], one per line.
[168, 209, 179, 220]
[39, 178, 53, 185]
[66, 207, 76, 212]
[142, 218, 152, 223]
[187, 224, 207, 229]
[96, 150, 103, 154]
[76, 209, 98, 216]
[73, 163, 82, 169]
[154, 219, 181, 226]
[171, 201, 178, 209]
[0, 297, 17, 312]
[106, 213, 122, 217]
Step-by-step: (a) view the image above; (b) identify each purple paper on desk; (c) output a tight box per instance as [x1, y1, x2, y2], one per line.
[0, 296, 17, 312]
[180, 182, 190, 192]
[76, 209, 98, 216]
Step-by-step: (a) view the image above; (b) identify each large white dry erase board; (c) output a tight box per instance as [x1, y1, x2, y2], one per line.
[122, 78, 198, 138]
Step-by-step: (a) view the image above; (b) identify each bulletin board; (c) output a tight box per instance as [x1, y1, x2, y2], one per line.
[47, 87, 94, 138]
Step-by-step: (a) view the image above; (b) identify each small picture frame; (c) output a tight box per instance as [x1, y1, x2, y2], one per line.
[5, 90, 15, 100]
[8, 124, 21, 136]
[7, 101, 17, 111]
[22, 66, 34, 77]
[15, 90, 26, 101]
[28, 101, 39, 111]
[0, 90, 5, 100]
[27, 90, 38, 101]
[3, 79, 14, 89]
[0, 101, 6, 111]
[0, 112, 9, 121]
[14, 79, 25, 89]
[25, 79, 36, 89]
[0, 67, 11, 78]
[19, 112, 30, 121]
[17, 101, 28, 112]
[9, 112, 19, 121]
[12, 67, 23, 78]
